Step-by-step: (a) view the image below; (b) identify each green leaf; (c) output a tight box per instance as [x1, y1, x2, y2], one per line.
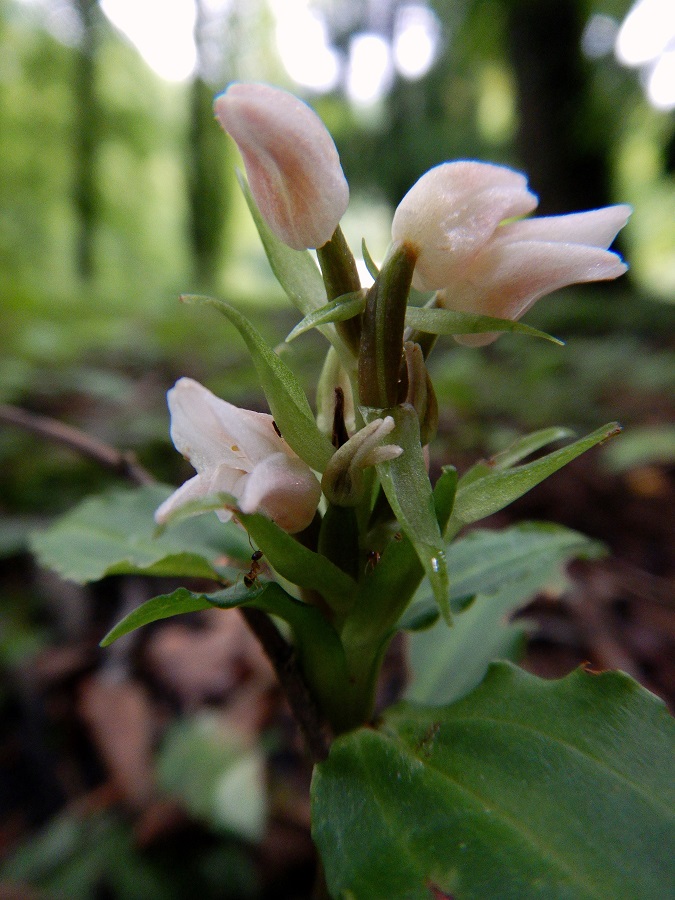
[405, 305, 564, 344]
[285, 291, 366, 342]
[181, 295, 334, 472]
[100, 579, 311, 646]
[365, 405, 450, 621]
[236, 510, 357, 616]
[361, 238, 379, 279]
[313, 663, 675, 900]
[406, 524, 603, 705]
[446, 422, 622, 538]
[459, 426, 575, 489]
[237, 171, 328, 318]
[30, 484, 250, 584]
[100, 587, 216, 645]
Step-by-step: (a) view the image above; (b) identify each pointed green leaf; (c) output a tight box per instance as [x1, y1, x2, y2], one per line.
[30, 484, 250, 584]
[181, 295, 334, 472]
[446, 423, 622, 538]
[285, 291, 366, 342]
[236, 510, 357, 616]
[406, 524, 603, 705]
[405, 306, 564, 344]
[364, 405, 450, 621]
[460, 426, 576, 489]
[313, 663, 675, 900]
[100, 587, 218, 645]
[361, 239, 380, 279]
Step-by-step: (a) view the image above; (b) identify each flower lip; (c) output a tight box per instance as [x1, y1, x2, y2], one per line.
[214, 82, 350, 250]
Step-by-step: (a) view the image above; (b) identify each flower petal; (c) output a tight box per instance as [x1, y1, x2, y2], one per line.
[442, 240, 628, 345]
[496, 205, 632, 249]
[392, 161, 538, 291]
[154, 465, 247, 525]
[168, 378, 283, 473]
[214, 83, 349, 250]
[238, 452, 321, 533]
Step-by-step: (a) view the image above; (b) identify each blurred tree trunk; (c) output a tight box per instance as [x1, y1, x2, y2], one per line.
[187, 0, 229, 288]
[72, 0, 101, 282]
[506, 0, 610, 214]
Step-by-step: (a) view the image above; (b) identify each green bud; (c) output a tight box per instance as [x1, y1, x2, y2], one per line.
[403, 341, 438, 446]
[358, 242, 418, 408]
[317, 226, 362, 354]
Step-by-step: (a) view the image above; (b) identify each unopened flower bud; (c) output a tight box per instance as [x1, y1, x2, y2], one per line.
[322, 417, 402, 506]
[403, 342, 438, 446]
[214, 82, 350, 250]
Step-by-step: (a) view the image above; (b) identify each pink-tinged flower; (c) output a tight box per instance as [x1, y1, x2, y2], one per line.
[391, 160, 631, 345]
[155, 378, 321, 533]
[214, 82, 349, 250]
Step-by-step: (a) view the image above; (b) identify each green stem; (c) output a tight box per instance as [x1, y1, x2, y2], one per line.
[317, 226, 362, 354]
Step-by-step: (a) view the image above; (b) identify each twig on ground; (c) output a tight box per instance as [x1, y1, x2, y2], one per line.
[0, 402, 155, 486]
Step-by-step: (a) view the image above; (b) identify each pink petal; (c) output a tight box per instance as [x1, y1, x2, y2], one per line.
[496, 205, 632, 249]
[167, 378, 282, 472]
[154, 465, 247, 525]
[443, 241, 628, 346]
[214, 83, 349, 250]
[238, 453, 321, 533]
[392, 161, 538, 291]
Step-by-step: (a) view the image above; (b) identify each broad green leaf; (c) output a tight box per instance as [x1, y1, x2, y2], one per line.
[405, 305, 563, 344]
[181, 295, 334, 472]
[285, 291, 366, 342]
[406, 524, 603, 705]
[236, 510, 357, 615]
[313, 663, 675, 900]
[364, 405, 450, 621]
[30, 484, 250, 584]
[446, 422, 621, 538]
[237, 171, 327, 317]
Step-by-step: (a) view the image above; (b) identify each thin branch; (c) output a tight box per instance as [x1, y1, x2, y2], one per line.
[0, 403, 154, 487]
[240, 607, 330, 763]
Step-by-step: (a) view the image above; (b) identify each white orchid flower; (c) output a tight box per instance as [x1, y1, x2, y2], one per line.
[391, 160, 631, 345]
[214, 82, 350, 251]
[155, 378, 321, 534]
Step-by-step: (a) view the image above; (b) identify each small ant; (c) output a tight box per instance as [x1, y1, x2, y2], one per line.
[365, 550, 381, 572]
[244, 549, 263, 588]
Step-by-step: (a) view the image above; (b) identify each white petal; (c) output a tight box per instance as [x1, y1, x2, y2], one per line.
[442, 241, 627, 346]
[154, 465, 246, 525]
[167, 378, 282, 472]
[496, 204, 632, 249]
[392, 161, 538, 291]
[214, 83, 349, 250]
[238, 452, 321, 533]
